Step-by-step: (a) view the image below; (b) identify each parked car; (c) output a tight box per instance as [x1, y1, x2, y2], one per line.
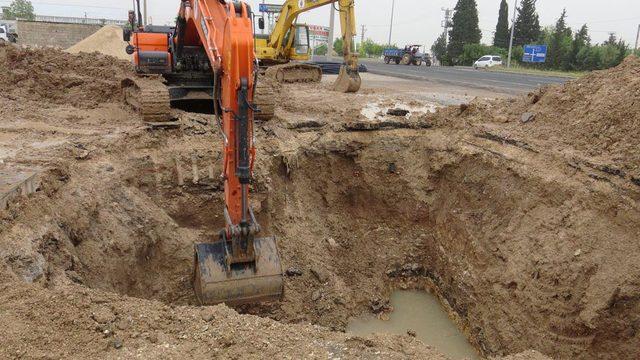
[473, 55, 502, 69]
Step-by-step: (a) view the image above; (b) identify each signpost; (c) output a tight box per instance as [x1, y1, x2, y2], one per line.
[259, 3, 284, 13]
[523, 45, 548, 63]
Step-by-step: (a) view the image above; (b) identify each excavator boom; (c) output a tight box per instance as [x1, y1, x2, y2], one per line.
[184, 0, 284, 306]
[125, 0, 283, 305]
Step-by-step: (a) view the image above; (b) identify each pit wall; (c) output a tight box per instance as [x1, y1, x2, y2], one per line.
[270, 130, 640, 359]
[16, 20, 101, 48]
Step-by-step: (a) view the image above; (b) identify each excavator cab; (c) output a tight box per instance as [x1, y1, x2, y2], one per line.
[290, 25, 311, 60]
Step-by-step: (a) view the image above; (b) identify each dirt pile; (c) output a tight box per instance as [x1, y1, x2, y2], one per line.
[0, 41, 130, 108]
[67, 25, 131, 61]
[437, 56, 640, 182]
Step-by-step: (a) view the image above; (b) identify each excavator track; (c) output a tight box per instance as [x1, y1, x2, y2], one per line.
[121, 76, 172, 123]
[264, 63, 322, 84]
[254, 80, 276, 121]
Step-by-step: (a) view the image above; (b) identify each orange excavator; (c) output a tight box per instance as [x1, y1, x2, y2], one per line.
[124, 0, 283, 305]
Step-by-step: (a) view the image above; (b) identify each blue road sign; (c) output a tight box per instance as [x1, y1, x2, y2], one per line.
[259, 3, 283, 13]
[523, 45, 548, 63]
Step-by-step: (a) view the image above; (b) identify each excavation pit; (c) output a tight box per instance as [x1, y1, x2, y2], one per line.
[16, 130, 638, 359]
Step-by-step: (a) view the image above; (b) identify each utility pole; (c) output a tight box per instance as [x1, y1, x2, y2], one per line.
[635, 24, 640, 52]
[328, 4, 336, 56]
[261, 0, 266, 34]
[388, 0, 395, 46]
[360, 25, 367, 54]
[143, 0, 148, 26]
[441, 7, 452, 46]
[507, 0, 518, 68]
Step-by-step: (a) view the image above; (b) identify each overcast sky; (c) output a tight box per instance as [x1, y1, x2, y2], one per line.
[3, 0, 639, 47]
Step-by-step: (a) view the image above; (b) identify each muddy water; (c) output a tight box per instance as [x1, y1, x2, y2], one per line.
[347, 291, 480, 360]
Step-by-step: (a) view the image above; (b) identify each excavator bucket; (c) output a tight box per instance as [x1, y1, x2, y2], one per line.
[333, 65, 362, 93]
[193, 236, 284, 305]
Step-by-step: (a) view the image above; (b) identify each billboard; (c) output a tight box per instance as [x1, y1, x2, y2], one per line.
[308, 24, 329, 43]
[523, 45, 548, 63]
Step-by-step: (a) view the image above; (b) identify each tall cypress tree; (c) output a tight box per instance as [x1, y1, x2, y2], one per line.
[447, 0, 482, 62]
[568, 24, 590, 70]
[513, 0, 541, 46]
[493, 0, 510, 48]
[431, 32, 448, 64]
[549, 9, 569, 68]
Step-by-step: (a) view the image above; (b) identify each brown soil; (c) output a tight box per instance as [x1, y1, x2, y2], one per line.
[66, 25, 131, 61]
[1, 41, 638, 359]
[0, 42, 129, 108]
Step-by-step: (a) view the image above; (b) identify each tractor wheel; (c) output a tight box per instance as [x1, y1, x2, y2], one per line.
[414, 59, 423, 66]
[384, 57, 391, 64]
[394, 58, 401, 65]
[400, 53, 412, 65]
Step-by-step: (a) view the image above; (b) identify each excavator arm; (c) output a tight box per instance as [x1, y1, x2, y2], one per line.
[169, 0, 283, 305]
[260, 0, 360, 92]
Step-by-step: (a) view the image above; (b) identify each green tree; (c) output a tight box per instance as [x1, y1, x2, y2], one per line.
[568, 24, 590, 70]
[314, 44, 328, 56]
[333, 38, 343, 55]
[447, 0, 482, 63]
[512, 45, 524, 63]
[431, 32, 448, 64]
[613, 40, 629, 66]
[513, 0, 541, 46]
[493, 0, 510, 48]
[603, 33, 617, 46]
[1, 0, 35, 21]
[548, 9, 572, 69]
[359, 39, 386, 58]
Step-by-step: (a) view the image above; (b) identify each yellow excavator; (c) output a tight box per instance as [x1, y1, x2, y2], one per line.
[254, 0, 361, 92]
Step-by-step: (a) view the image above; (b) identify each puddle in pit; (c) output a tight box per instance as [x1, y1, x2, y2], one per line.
[347, 290, 480, 360]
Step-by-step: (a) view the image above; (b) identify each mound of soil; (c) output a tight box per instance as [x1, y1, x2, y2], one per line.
[67, 25, 131, 61]
[0, 42, 130, 108]
[436, 56, 640, 181]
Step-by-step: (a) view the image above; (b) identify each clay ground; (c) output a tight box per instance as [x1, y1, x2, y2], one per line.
[0, 42, 638, 360]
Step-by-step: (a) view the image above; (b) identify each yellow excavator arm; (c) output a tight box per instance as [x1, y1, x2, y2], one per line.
[266, 0, 355, 58]
[256, 0, 360, 92]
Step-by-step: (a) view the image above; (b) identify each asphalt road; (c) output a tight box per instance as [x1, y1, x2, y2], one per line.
[359, 59, 570, 93]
